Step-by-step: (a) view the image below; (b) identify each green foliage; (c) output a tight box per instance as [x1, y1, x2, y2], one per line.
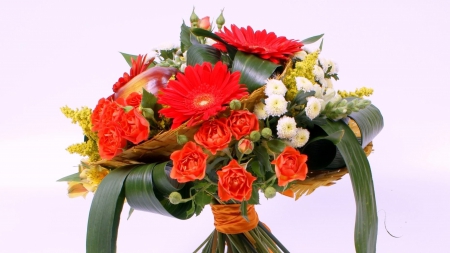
[318, 119, 378, 253]
[301, 33, 324, 44]
[56, 172, 81, 182]
[231, 51, 279, 93]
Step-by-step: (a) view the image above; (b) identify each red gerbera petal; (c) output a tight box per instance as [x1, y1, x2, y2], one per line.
[112, 54, 153, 93]
[216, 25, 304, 64]
[158, 62, 248, 129]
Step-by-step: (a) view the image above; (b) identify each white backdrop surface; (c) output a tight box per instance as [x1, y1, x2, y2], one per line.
[0, 0, 449, 252]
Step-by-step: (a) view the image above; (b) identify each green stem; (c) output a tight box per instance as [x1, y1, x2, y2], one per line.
[194, 230, 214, 253]
[257, 222, 290, 253]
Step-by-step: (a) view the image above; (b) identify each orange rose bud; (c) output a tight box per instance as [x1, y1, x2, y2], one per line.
[198, 16, 211, 30]
[238, 139, 254, 154]
[217, 160, 256, 202]
[170, 141, 208, 183]
[271, 146, 308, 186]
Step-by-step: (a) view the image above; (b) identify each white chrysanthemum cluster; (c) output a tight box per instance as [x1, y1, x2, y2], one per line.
[295, 77, 313, 92]
[264, 95, 288, 117]
[253, 102, 268, 120]
[289, 128, 310, 148]
[276, 116, 297, 139]
[305, 96, 322, 120]
[265, 79, 288, 96]
[253, 79, 290, 119]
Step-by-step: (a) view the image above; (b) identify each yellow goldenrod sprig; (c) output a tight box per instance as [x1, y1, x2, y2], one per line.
[283, 50, 320, 101]
[338, 87, 374, 98]
[60, 106, 100, 162]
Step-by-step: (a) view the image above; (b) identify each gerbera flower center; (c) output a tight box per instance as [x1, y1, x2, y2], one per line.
[193, 93, 215, 109]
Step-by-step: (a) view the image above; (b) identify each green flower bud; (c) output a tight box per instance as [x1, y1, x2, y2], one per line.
[261, 128, 272, 139]
[264, 187, 277, 199]
[216, 9, 225, 30]
[169, 192, 183, 205]
[338, 99, 348, 107]
[177, 134, 188, 145]
[190, 7, 199, 27]
[249, 130, 261, 142]
[142, 108, 155, 119]
[229, 99, 241, 110]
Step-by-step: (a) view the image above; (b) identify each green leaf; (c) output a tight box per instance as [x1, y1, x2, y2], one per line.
[191, 28, 227, 44]
[248, 185, 260, 205]
[253, 145, 273, 173]
[120, 52, 137, 67]
[86, 165, 134, 253]
[266, 139, 286, 153]
[194, 191, 212, 206]
[240, 200, 249, 222]
[190, 28, 238, 58]
[292, 90, 315, 105]
[232, 51, 279, 93]
[56, 172, 81, 182]
[140, 88, 158, 109]
[318, 120, 378, 253]
[319, 38, 324, 51]
[124, 163, 194, 219]
[180, 21, 192, 52]
[186, 44, 221, 67]
[301, 33, 324, 44]
[127, 207, 134, 220]
[308, 130, 345, 146]
[250, 160, 264, 178]
[348, 104, 384, 147]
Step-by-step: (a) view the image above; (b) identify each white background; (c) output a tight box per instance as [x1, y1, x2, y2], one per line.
[0, 0, 449, 252]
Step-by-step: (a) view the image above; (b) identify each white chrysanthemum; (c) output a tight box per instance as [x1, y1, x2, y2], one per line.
[324, 78, 333, 89]
[329, 61, 339, 74]
[265, 79, 287, 96]
[264, 95, 288, 116]
[295, 77, 314, 91]
[312, 84, 323, 98]
[253, 102, 268, 119]
[313, 65, 325, 81]
[305, 96, 322, 119]
[320, 58, 330, 72]
[289, 128, 310, 148]
[277, 116, 298, 139]
[294, 50, 307, 60]
[145, 51, 158, 62]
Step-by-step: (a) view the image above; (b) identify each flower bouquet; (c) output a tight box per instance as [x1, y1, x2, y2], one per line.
[59, 9, 383, 253]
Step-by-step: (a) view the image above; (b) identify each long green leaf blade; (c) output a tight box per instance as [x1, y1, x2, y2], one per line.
[319, 120, 378, 253]
[124, 163, 194, 219]
[301, 33, 324, 44]
[186, 44, 221, 67]
[86, 166, 135, 253]
[232, 51, 279, 92]
[120, 52, 137, 67]
[349, 104, 384, 147]
[56, 172, 81, 182]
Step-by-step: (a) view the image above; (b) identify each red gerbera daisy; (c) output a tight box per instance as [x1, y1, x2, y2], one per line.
[158, 61, 248, 129]
[112, 54, 153, 93]
[216, 25, 304, 64]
